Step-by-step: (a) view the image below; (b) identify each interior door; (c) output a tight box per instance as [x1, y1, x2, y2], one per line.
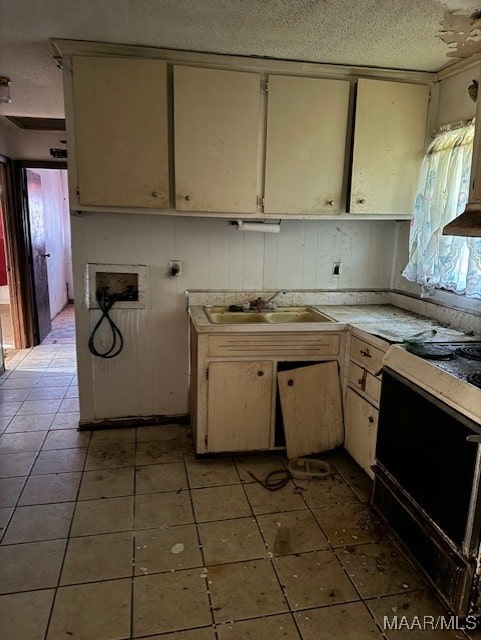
[26, 169, 51, 342]
[278, 361, 343, 459]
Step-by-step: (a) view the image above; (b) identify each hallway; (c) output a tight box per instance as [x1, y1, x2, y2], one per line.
[0, 305, 475, 639]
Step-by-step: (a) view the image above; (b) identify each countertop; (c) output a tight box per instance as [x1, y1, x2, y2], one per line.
[189, 304, 479, 343]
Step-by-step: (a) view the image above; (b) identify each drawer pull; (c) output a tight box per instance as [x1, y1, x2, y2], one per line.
[360, 349, 371, 358]
[258, 371, 264, 377]
[287, 378, 294, 386]
[368, 416, 374, 424]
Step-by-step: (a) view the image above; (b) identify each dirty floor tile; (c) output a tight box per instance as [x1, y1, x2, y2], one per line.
[295, 601, 385, 639]
[0, 476, 26, 508]
[84, 442, 136, 470]
[135, 491, 193, 529]
[198, 517, 266, 565]
[208, 559, 288, 623]
[138, 629, 217, 640]
[60, 531, 133, 584]
[78, 467, 135, 500]
[235, 454, 286, 483]
[136, 439, 184, 465]
[367, 589, 467, 640]
[312, 502, 386, 547]
[47, 579, 131, 640]
[31, 448, 87, 475]
[186, 457, 240, 488]
[217, 613, 301, 639]
[244, 480, 307, 515]
[192, 484, 252, 522]
[136, 462, 188, 494]
[18, 472, 81, 505]
[0, 589, 55, 640]
[89, 427, 136, 446]
[275, 549, 359, 610]
[257, 510, 329, 555]
[134, 524, 203, 574]
[296, 474, 358, 508]
[133, 570, 211, 636]
[2, 502, 75, 544]
[0, 539, 66, 593]
[71, 495, 134, 536]
[341, 471, 374, 503]
[338, 541, 426, 599]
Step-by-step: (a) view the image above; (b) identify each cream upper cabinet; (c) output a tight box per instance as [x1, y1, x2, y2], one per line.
[174, 66, 261, 213]
[72, 56, 169, 208]
[350, 78, 430, 215]
[264, 75, 350, 214]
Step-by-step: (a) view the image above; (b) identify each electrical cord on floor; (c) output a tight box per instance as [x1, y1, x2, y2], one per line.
[88, 290, 128, 358]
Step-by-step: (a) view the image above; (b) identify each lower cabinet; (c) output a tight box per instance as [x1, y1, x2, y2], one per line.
[343, 331, 388, 478]
[206, 360, 273, 452]
[344, 387, 378, 479]
[190, 326, 344, 455]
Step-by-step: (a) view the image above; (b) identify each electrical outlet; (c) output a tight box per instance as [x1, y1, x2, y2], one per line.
[169, 260, 182, 277]
[332, 262, 341, 276]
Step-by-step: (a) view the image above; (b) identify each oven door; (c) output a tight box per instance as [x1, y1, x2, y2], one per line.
[375, 368, 481, 556]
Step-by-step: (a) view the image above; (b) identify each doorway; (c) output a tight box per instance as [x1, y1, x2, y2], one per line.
[0, 160, 73, 355]
[22, 167, 73, 343]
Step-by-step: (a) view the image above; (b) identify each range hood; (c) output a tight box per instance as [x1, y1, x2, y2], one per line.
[442, 203, 481, 237]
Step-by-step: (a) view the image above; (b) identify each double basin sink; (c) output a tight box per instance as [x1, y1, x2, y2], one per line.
[204, 306, 334, 324]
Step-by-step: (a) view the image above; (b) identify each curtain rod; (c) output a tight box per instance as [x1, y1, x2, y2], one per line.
[431, 117, 475, 137]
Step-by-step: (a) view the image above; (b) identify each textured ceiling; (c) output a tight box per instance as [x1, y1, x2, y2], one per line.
[0, 0, 479, 119]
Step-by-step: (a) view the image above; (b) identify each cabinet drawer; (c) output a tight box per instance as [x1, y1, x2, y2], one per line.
[348, 361, 382, 404]
[350, 336, 385, 374]
[208, 333, 340, 358]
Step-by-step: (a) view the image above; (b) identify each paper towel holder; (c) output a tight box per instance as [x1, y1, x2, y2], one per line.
[231, 219, 281, 234]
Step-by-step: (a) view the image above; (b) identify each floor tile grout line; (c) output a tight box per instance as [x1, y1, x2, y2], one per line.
[42, 424, 92, 640]
[233, 453, 304, 638]
[181, 436, 220, 640]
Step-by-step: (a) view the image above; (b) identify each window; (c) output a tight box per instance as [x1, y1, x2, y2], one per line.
[402, 121, 480, 299]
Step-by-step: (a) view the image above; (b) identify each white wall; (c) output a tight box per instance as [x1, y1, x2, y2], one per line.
[0, 116, 67, 163]
[36, 168, 73, 317]
[435, 63, 480, 128]
[72, 213, 398, 422]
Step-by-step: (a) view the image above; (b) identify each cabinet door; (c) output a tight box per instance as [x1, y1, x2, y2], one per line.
[174, 66, 260, 213]
[344, 387, 378, 479]
[264, 75, 350, 214]
[207, 361, 272, 452]
[278, 361, 343, 459]
[72, 57, 169, 208]
[350, 78, 429, 214]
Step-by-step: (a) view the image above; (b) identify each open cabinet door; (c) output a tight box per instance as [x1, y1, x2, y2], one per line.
[278, 361, 343, 459]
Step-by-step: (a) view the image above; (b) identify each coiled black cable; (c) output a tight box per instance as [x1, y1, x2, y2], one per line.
[88, 290, 127, 358]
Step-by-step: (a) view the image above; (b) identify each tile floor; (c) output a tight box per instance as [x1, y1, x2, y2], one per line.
[0, 306, 475, 639]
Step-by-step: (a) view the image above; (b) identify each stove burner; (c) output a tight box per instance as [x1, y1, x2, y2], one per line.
[456, 346, 481, 361]
[405, 343, 455, 360]
[467, 372, 481, 389]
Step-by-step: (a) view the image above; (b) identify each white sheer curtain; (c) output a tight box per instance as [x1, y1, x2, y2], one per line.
[402, 120, 481, 299]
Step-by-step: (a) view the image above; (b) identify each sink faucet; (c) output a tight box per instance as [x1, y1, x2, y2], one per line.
[249, 289, 287, 311]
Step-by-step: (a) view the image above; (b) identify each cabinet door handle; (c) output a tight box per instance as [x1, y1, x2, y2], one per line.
[287, 378, 294, 386]
[360, 349, 371, 358]
[257, 371, 264, 377]
[358, 198, 366, 204]
[185, 195, 192, 201]
[368, 416, 374, 424]
[327, 199, 334, 206]
[152, 191, 160, 198]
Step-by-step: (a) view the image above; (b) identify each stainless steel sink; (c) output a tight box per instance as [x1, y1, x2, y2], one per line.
[204, 306, 334, 324]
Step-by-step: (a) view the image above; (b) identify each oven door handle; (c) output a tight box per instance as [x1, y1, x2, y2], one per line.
[466, 435, 481, 443]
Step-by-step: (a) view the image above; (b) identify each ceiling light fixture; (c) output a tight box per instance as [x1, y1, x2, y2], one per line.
[0, 77, 12, 104]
